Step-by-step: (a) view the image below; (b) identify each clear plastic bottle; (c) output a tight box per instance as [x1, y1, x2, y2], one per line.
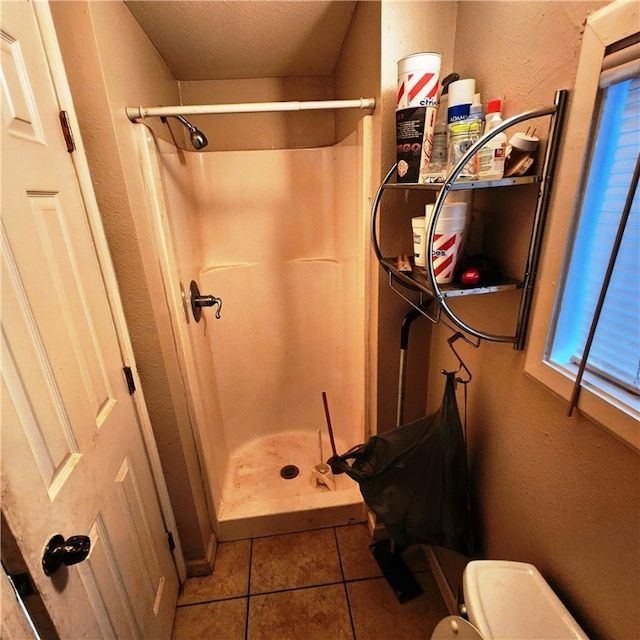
[448, 113, 483, 178]
[430, 93, 449, 166]
[469, 93, 485, 133]
[478, 99, 506, 180]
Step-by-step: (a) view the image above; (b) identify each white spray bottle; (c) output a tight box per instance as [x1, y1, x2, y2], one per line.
[478, 99, 506, 180]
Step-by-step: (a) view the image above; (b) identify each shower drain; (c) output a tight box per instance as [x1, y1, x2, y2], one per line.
[280, 465, 300, 480]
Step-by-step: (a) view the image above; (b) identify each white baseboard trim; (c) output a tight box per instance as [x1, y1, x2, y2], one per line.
[184, 532, 217, 577]
[424, 544, 458, 615]
[366, 510, 389, 541]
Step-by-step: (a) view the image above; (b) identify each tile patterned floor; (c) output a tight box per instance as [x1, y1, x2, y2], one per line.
[172, 524, 448, 639]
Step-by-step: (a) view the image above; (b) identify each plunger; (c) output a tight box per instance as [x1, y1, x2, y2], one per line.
[322, 391, 344, 474]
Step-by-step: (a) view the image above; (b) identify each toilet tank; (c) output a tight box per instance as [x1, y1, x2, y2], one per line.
[463, 560, 589, 639]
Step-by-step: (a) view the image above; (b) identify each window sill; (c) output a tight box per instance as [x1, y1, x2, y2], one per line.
[525, 358, 640, 452]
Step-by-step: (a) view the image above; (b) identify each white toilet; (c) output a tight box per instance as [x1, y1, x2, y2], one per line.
[431, 560, 589, 639]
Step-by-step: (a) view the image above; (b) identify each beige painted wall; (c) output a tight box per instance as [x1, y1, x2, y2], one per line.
[422, 3, 638, 639]
[334, 1, 381, 143]
[50, 0, 216, 572]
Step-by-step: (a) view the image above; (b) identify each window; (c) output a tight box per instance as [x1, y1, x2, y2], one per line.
[550, 76, 639, 399]
[525, 1, 640, 451]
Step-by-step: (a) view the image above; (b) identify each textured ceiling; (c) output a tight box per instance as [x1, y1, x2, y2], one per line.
[124, 1, 358, 81]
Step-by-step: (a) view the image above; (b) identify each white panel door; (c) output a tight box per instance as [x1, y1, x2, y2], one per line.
[0, 1, 179, 638]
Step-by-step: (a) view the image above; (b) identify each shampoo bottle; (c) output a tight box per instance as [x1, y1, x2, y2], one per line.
[478, 99, 506, 180]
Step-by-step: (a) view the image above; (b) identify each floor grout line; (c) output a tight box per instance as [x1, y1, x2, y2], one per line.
[176, 594, 248, 608]
[334, 526, 358, 639]
[333, 526, 347, 582]
[250, 579, 347, 598]
[175, 570, 434, 610]
[244, 538, 254, 640]
[343, 581, 357, 640]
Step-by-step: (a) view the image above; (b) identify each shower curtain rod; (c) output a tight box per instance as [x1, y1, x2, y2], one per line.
[126, 98, 375, 121]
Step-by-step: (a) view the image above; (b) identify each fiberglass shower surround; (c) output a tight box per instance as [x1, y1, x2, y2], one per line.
[133, 98, 375, 540]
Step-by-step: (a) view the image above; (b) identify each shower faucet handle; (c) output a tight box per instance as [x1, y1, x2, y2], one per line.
[195, 294, 222, 315]
[189, 280, 222, 322]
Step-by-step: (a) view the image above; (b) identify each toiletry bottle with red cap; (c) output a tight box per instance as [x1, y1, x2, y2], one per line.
[478, 99, 506, 180]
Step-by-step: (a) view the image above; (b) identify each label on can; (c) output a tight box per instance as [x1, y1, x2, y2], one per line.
[447, 103, 471, 123]
[396, 106, 436, 183]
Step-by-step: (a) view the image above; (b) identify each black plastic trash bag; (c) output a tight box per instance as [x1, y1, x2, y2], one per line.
[337, 373, 474, 556]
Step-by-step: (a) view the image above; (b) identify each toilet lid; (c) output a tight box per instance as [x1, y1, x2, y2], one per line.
[431, 616, 484, 640]
[463, 561, 589, 639]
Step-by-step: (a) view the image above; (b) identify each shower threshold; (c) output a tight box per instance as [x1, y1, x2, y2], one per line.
[215, 430, 366, 540]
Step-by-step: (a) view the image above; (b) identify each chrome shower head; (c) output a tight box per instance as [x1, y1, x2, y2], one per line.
[178, 116, 208, 150]
[189, 129, 208, 150]
[162, 115, 208, 150]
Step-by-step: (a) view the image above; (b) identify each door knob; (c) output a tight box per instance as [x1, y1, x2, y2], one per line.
[42, 534, 91, 576]
[190, 280, 222, 322]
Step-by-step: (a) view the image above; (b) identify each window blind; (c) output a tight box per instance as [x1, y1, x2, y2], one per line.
[551, 67, 640, 403]
[571, 77, 640, 394]
[600, 39, 640, 87]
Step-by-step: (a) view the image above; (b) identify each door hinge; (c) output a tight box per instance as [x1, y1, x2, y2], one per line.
[167, 532, 176, 552]
[59, 111, 76, 153]
[123, 366, 136, 395]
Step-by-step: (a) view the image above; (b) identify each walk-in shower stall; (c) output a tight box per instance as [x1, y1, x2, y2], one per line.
[135, 105, 373, 540]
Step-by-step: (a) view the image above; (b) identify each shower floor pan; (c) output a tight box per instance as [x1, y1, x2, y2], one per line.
[216, 430, 366, 540]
